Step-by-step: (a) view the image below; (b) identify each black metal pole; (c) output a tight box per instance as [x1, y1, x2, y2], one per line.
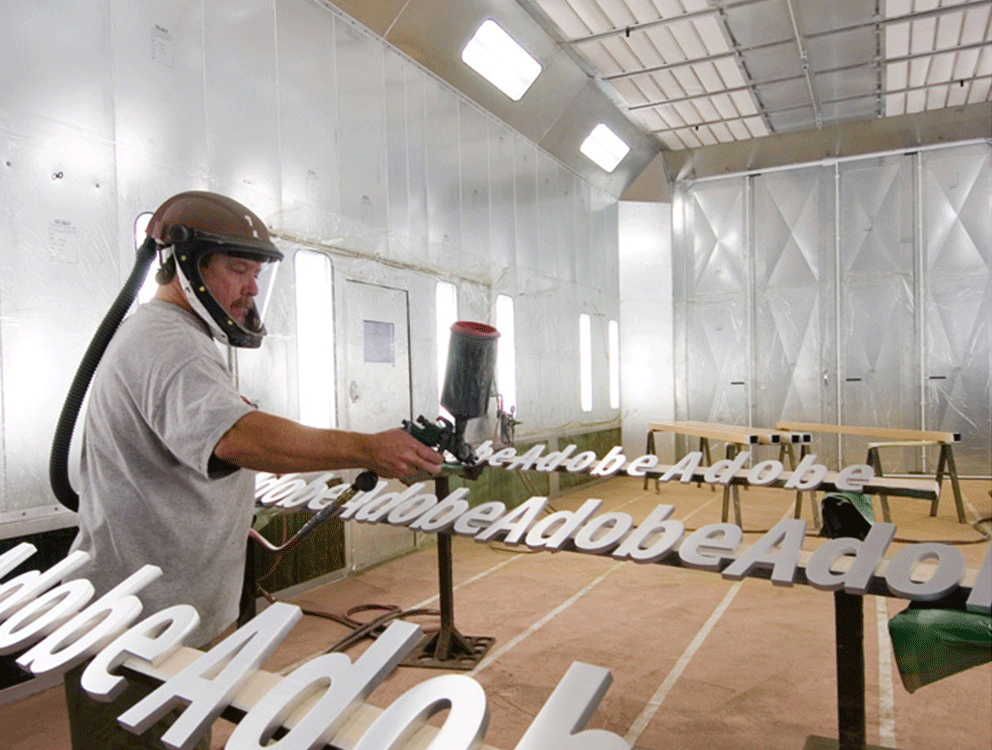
[834, 590, 867, 750]
[433, 474, 456, 658]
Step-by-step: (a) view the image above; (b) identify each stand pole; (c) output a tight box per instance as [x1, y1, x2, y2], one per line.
[401, 473, 494, 670]
[835, 591, 866, 750]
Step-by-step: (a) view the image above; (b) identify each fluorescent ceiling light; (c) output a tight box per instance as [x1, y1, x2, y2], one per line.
[580, 124, 631, 173]
[462, 19, 541, 101]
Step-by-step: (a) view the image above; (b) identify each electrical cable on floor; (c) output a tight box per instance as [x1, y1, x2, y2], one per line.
[255, 583, 442, 663]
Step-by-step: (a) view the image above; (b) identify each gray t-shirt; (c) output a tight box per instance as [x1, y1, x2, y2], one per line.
[70, 299, 256, 645]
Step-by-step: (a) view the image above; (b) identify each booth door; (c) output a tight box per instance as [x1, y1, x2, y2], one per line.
[342, 279, 416, 571]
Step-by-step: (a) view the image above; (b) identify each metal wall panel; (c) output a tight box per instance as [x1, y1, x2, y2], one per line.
[921, 144, 992, 472]
[276, 0, 342, 240]
[384, 47, 414, 262]
[203, 0, 282, 213]
[488, 131, 516, 278]
[753, 165, 837, 465]
[838, 155, 918, 468]
[459, 100, 492, 280]
[335, 19, 388, 243]
[0, 129, 118, 519]
[424, 77, 462, 266]
[674, 142, 991, 474]
[674, 178, 751, 446]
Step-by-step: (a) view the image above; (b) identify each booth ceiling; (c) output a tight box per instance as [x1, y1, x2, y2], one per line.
[325, 0, 992, 199]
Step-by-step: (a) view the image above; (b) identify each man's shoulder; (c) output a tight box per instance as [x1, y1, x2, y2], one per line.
[107, 301, 220, 371]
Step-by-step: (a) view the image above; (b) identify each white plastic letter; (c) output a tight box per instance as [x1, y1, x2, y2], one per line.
[885, 543, 966, 602]
[474, 497, 547, 545]
[81, 604, 200, 702]
[525, 499, 603, 551]
[966, 544, 991, 614]
[226, 620, 423, 750]
[0, 579, 94, 655]
[573, 513, 634, 555]
[679, 523, 743, 571]
[611, 505, 683, 563]
[117, 602, 302, 750]
[624, 454, 659, 477]
[702, 451, 750, 486]
[0, 550, 90, 622]
[590, 447, 626, 478]
[804, 523, 896, 594]
[722, 519, 807, 585]
[17, 564, 162, 675]
[514, 662, 629, 750]
[352, 674, 488, 750]
[835, 464, 874, 492]
[410, 489, 472, 532]
[783, 454, 827, 491]
[658, 452, 703, 484]
[452, 502, 506, 537]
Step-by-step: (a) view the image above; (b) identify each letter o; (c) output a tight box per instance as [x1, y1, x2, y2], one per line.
[564, 451, 597, 472]
[885, 543, 965, 601]
[574, 513, 633, 554]
[746, 460, 784, 486]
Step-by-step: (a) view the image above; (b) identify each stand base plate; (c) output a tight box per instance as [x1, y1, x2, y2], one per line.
[401, 630, 494, 670]
[804, 735, 900, 750]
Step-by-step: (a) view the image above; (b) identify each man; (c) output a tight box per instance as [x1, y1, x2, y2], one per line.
[63, 191, 443, 748]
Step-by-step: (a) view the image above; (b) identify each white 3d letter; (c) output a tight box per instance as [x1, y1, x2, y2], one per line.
[514, 662, 629, 750]
[226, 620, 423, 750]
[352, 674, 488, 750]
[118, 602, 301, 750]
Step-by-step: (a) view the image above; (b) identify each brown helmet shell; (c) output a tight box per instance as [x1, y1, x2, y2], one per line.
[146, 190, 282, 259]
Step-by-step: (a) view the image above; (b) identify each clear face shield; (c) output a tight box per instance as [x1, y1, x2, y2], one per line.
[170, 232, 283, 348]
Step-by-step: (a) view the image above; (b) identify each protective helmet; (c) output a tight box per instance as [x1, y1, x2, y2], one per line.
[146, 191, 284, 348]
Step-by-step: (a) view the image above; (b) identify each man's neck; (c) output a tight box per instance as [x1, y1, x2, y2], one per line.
[154, 281, 195, 315]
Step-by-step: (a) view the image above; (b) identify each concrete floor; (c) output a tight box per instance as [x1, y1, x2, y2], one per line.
[3, 476, 990, 750]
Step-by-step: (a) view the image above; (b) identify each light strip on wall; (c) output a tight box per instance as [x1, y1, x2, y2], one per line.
[580, 124, 631, 173]
[294, 251, 335, 428]
[461, 19, 542, 101]
[579, 313, 592, 412]
[496, 294, 516, 412]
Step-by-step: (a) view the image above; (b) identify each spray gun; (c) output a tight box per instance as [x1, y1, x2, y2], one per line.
[253, 321, 499, 553]
[403, 321, 500, 471]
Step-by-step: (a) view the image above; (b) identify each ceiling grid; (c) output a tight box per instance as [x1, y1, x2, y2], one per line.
[530, 0, 992, 154]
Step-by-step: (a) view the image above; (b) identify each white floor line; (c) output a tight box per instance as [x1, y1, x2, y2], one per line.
[874, 596, 897, 748]
[411, 552, 525, 610]
[624, 579, 744, 745]
[467, 561, 625, 677]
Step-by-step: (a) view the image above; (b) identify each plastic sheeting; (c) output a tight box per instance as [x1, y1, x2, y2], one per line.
[889, 606, 992, 693]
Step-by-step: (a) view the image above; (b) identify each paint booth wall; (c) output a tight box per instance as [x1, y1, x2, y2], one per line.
[672, 144, 992, 475]
[0, 0, 621, 533]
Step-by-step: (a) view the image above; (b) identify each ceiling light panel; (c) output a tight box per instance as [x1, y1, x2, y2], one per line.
[461, 19, 542, 101]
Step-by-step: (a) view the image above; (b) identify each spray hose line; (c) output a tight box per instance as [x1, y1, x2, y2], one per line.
[49, 237, 160, 512]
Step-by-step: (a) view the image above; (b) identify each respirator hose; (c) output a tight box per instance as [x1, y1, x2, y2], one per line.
[49, 237, 159, 512]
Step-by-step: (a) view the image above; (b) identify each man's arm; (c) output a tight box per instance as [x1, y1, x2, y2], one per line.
[213, 410, 444, 478]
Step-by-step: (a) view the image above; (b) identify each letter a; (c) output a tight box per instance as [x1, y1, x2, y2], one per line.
[118, 602, 301, 750]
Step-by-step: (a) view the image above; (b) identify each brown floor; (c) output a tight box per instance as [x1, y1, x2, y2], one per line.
[3, 477, 990, 750]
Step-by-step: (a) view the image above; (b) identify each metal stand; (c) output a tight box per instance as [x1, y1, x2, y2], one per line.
[402, 473, 494, 670]
[804, 591, 899, 750]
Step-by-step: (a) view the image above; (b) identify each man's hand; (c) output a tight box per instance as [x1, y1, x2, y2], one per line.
[359, 428, 444, 479]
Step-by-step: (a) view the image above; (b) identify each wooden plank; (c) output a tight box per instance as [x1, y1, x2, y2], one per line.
[122, 647, 504, 750]
[648, 421, 759, 445]
[775, 421, 960, 443]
